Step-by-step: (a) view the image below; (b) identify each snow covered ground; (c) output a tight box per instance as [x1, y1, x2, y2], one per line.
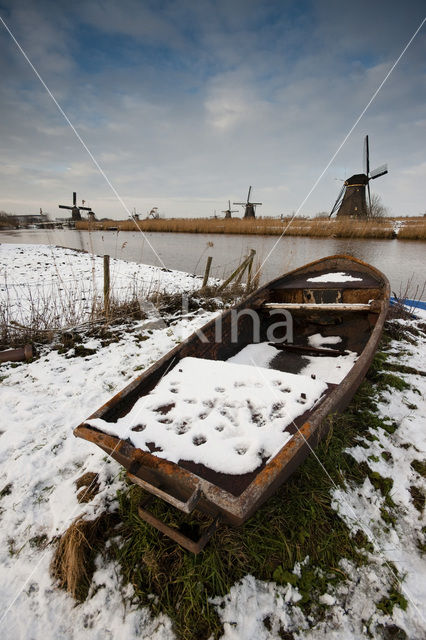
[0, 243, 209, 330]
[0, 245, 425, 639]
[0, 247, 217, 639]
[212, 319, 426, 640]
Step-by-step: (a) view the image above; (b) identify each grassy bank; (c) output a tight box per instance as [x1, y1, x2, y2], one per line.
[51, 320, 424, 640]
[3, 244, 424, 638]
[76, 216, 426, 240]
[105, 338, 413, 639]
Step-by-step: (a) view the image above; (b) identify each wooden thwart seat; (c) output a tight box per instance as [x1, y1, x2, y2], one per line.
[263, 302, 380, 312]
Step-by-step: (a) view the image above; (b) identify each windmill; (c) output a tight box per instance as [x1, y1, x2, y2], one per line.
[330, 136, 388, 218]
[222, 200, 238, 219]
[148, 207, 159, 219]
[58, 191, 92, 221]
[234, 186, 262, 219]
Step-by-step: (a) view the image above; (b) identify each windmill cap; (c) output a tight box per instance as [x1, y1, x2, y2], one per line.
[345, 173, 368, 186]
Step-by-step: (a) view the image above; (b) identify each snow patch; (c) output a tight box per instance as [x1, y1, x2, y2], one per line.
[308, 334, 342, 348]
[300, 351, 358, 384]
[88, 357, 328, 475]
[227, 342, 279, 368]
[212, 574, 306, 640]
[306, 272, 362, 283]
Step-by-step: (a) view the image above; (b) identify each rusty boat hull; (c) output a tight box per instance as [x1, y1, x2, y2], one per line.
[74, 255, 390, 551]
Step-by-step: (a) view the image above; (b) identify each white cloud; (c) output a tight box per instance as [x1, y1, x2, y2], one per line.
[0, 0, 425, 218]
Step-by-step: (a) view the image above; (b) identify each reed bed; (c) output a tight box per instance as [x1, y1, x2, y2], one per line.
[76, 216, 410, 239]
[397, 217, 426, 240]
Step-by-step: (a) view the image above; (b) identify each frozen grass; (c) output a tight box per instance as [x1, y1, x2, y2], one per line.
[0, 244, 203, 347]
[73, 216, 424, 240]
[0, 245, 251, 348]
[68, 330, 415, 640]
[0, 282, 144, 348]
[0, 284, 249, 350]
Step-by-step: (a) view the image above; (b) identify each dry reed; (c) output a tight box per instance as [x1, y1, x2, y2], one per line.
[50, 515, 104, 601]
[397, 218, 426, 240]
[76, 216, 413, 239]
[0, 276, 148, 348]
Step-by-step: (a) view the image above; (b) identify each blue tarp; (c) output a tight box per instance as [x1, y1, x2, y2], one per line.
[390, 297, 426, 318]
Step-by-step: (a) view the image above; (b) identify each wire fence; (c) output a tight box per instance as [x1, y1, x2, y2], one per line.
[0, 250, 251, 290]
[0, 246, 256, 344]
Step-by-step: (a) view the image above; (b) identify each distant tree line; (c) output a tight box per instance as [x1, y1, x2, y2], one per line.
[0, 211, 13, 228]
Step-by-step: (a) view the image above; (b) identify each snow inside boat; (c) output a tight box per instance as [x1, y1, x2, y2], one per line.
[74, 255, 390, 552]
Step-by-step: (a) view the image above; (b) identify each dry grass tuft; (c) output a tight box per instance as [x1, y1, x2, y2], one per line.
[75, 472, 100, 503]
[50, 515, 105, 601]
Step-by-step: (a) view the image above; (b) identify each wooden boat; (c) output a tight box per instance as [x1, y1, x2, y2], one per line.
[74, 255, 389, 552]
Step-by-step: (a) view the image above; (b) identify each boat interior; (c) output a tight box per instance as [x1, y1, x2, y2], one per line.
[78, 260, 387, 499]
[252, 265, 384, 376]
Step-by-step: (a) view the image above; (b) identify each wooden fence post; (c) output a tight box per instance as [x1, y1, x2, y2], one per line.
[246, 249, 256, 288]
[104, 254, 110, 316]
[235, 249, 256, 285]
[217, 259, 247, 292]
[217, 249, 256, 292]
[202, 256, 213, 288]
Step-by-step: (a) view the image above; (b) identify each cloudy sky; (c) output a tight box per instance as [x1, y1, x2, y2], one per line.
[0, 0, 425, 219]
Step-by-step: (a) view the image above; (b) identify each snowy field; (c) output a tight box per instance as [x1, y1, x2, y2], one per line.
[0, 243, 208, 330]
[0, 245, 425, 639]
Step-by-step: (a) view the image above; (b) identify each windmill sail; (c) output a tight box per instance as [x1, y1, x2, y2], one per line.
[364, 135, 370, 176]
[367, 180, 372, 215]
[331, 136, 388, 218]
[329, 184, 345, 218]
[370, 164, 388, 179]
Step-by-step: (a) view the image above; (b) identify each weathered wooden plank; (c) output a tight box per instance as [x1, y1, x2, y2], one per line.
[263, 302, 373, 311]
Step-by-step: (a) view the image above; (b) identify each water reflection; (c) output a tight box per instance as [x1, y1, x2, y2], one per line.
[0, 228, 424, 295]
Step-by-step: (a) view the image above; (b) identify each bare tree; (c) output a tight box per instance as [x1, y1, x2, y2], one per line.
[0, 211, 13, 228]
[368, 193, 388, 218]
[315, 211, 329, 218]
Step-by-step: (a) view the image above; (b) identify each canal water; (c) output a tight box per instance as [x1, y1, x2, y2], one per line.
[0, 228, 424, 296]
